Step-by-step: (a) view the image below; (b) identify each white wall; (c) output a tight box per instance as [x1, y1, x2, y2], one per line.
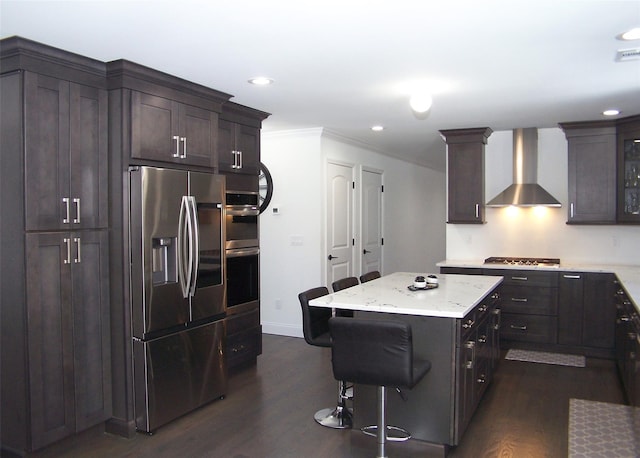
[260, 128, 446, 337]
[446, 127, 640, 264]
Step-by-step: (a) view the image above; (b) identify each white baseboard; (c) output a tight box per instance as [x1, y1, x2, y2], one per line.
[262, 321, 303, 338]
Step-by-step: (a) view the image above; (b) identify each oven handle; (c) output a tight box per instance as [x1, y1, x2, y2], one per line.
[226, 205, 260, 216]
[226, 247, 260, 258]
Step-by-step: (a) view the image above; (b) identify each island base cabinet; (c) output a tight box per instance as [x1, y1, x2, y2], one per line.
[352, 289, 500, 449]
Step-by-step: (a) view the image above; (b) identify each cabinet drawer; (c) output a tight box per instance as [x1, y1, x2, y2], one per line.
[226, 307, 260, 336]
[226, 326, 262, 367]
[501, 313, 557, 344]
[500, 286, 558, 315]
[487, 269, 558, 287]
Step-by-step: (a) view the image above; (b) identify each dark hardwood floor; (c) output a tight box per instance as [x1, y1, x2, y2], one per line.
[25, 334, 624, 458]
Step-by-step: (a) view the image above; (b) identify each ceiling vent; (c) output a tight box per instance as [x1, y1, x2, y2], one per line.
[616, 48, 640, 62]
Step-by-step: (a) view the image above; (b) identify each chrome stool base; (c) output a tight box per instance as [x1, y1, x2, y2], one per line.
[314, 405, 353, 429]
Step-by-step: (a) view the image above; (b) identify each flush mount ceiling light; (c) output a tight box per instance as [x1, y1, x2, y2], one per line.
[620, 27, 640, 41]
[248, 77, 273, 86]
[603, 109, 621, 116]
[409, 92, 433, 113]
[371, 125, 384, 132]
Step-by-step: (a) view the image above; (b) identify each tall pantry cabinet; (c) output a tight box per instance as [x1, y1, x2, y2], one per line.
[1, 37, 111, 454]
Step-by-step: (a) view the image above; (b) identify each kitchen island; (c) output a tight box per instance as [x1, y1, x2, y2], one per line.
[309, 272, 503, 455]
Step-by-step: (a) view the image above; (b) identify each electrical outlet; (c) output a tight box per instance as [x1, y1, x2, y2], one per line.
[275, 298, 282, 310]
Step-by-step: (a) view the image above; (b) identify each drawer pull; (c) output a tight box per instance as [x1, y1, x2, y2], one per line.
[563, 274, 581, 279]
[511, 297, 528, 303]
[510, 324, 528, 331]
[511, 276, 528, 281]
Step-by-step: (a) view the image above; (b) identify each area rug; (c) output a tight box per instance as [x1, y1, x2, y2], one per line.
[504, 349, 586, 367]
[569, 398, 640, 457]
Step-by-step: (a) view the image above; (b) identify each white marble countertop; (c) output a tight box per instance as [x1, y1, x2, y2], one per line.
[308, 272, 503, 319]
[437, 260, 640, 312]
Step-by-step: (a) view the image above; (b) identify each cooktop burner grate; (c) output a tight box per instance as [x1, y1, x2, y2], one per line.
[484, 256, 560, 267]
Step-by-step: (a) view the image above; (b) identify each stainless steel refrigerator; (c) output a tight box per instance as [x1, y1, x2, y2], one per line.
[129, 166, 227, 433]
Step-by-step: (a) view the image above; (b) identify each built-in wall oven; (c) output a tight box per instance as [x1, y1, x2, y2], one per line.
[225, 190, 259, 313]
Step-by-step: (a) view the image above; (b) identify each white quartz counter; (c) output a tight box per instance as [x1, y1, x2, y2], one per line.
[308, 271, 503, 319]
[437, 260, 640, 312]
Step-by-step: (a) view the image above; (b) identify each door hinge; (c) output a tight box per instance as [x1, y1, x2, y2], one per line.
[352, 238, 355, 246]
[381, 185, 384, 192]
[352, 182, 355, 190]
[381, 238, 384, 246]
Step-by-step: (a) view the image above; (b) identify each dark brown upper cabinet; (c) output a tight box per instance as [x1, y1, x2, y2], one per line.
[23, 72, 108, 231]
[107, 59, 231, 170]
[440, 127, 493, 224]
[617, 115, 640, 223]
[560, 120, 617, 224]
[218, 101, 270, 176]
[131, 91, 219, 168]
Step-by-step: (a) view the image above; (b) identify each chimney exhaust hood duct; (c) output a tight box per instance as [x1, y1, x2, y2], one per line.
[486, 128, 561, 207]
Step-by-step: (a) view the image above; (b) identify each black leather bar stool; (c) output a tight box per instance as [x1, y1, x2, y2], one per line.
[298, 287, 353, 429]
[331, 276, 359, 318]
[329, 316, 431, 458]
[359, 270, 381, 283]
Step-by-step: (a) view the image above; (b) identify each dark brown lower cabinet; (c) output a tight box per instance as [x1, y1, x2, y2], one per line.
[441, 267, 616, 357]
[615, 285, 640, 406]
[559, 272, 615, 356]
[4, 231, 111, 453]
[225, 306, 262, 370]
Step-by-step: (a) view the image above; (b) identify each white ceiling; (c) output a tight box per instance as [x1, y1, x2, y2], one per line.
[2, 0, 639, 171]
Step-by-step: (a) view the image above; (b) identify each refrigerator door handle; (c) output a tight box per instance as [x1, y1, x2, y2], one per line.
[188, 196, 199, 297]
[178, 195, 190, 298]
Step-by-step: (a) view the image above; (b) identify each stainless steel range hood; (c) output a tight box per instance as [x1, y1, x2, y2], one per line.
[486, 128, 561, 207]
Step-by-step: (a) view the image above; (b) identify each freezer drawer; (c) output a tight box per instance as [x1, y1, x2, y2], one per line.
[133, 320, 227, 432]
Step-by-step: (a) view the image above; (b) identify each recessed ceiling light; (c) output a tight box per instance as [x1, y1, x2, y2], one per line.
[603, 109, 621, 116]
[621, 27, 640, 41]
[371, 125, 384, 132]
[248, 77, 273, 86]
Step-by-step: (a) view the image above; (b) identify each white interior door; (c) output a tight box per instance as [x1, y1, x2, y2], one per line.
[361, 169, 383, 275]
[326, 161, 354, 286]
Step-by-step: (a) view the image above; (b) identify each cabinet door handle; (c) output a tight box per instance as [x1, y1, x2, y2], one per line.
[511, 276, 528, 281]
[172, 135, 180, 158]
[510, 324, 528, 331]
[63, 197, 70, 224]
[63, 238, 71, 264]
[73, 198, 80, 224]
[237, 150, 243, 169]
[180, 137, 187, 158]
[475, 203, 479, 219]
[231, 150, 238, 168]
[511, 297, 528, 303]
[465, 341, 475, 369]
[74, 237, 81, 263]
[563, 274, 581, 279]
[570, 202, 575, 219]
[492, 308, 501, 330]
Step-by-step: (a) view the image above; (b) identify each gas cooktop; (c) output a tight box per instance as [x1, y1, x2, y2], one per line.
[484, 257, 561, 267]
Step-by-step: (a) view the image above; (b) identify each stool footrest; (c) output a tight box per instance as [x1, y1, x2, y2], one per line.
[361, 425, 412, 442]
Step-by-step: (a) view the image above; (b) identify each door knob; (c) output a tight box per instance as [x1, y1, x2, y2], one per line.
[328, 254, 338, 260]
[363, 249, 371, 254]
